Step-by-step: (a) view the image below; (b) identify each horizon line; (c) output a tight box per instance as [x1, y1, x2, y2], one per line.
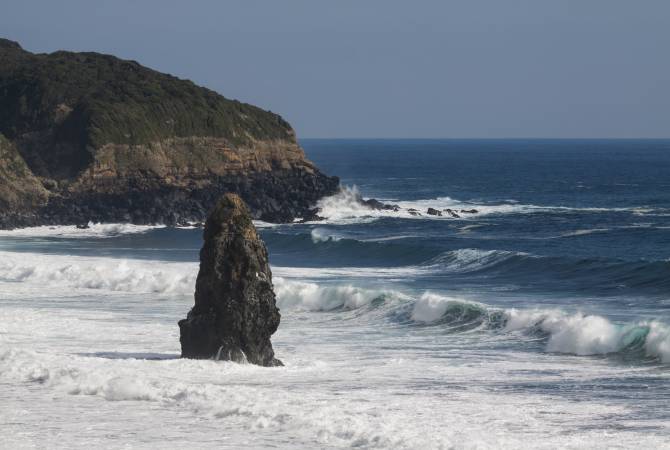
[299, 137, 670, 141]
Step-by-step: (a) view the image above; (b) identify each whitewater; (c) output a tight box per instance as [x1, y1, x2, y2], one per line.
[2, 139, 670, 448]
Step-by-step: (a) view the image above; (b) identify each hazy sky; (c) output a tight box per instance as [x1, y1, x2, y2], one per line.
[2, 0, 668, 138]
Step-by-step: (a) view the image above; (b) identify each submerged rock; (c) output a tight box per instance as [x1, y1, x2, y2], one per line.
[362, 198, 400, 211]
[178, 194, 282, 366]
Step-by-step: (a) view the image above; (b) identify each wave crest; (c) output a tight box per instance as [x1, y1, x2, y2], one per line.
[409, 292, 670, 362]
[312, 185, 663, 224]
[274, 277, 403, 311]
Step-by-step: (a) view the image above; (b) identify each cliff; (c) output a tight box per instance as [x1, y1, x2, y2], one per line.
[0, 38, 338, 227]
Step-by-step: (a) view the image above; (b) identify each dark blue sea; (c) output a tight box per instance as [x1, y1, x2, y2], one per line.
[1, 139, 669, 448]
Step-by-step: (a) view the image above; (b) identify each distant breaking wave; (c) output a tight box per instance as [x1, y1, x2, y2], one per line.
[313, 185, 665, 224]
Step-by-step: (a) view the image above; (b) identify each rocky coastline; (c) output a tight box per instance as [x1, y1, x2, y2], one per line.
[1, 167, 338, 228]
[0, 39, 338, 229]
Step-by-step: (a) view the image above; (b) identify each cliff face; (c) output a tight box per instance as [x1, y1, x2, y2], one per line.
[0, 134, 48, 212]
[0, 38, 338, 227]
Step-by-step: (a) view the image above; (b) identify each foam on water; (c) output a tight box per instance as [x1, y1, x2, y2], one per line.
[310, 227, 343, 243]
[273, 277, 402, 311]
[1, 248, 669, 448]
[312, 185, 661, 225]
[410, 292, 478, 323]
[0, 222, 164, 238]
[505, 308, 670, 362]
[407, 292, 670, 362]
[1, 303, 668, 449]
[0, 251, 196, 294]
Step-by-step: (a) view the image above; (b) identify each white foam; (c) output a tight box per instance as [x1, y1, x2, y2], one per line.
[5, 249, 667, 364]
[0, 248, 517, 297]
[645, 322, 670, 363]
[505, 308, 670, 361]
[253, 220, 281, 229]
[406, 291, 670, 362]
[2, 257, 670, 448]
[1, 301, 668, 449]
[310, 227, 343, 243]
[312, 185, 384, 224]
[0, 251, 196, 295]
[274, 277, 400, 311]
[0, 222, 165, 238]
[311, 185, 658, 225]
[411, 292, 454, 322]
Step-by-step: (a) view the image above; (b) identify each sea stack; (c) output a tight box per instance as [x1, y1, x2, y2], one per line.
[178, 194, 282, 366]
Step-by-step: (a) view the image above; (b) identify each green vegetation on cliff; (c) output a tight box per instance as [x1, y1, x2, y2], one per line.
[0, 133, 47, 210]
[0, 38, 295, 178]
[0, 38, 338, 228]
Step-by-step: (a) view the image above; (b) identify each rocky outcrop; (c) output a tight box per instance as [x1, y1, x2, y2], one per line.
[0, 134, 48, 216]
[362, 198, 399, 212]
[178, 193, 282, 366]
[0, 38, 338, 228]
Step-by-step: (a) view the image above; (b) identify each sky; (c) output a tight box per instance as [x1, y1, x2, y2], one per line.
[1, 0, 669, 138]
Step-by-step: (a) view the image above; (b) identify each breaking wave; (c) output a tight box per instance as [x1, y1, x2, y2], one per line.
[0, 251, 196, 294]
[405, 293, 670, 363]
[313, 185, 663, 224]
[0, 250, 668, 364]
[270, 279, 670, 363]
[274, 278, 406, 311]
[310, 228, 343, 243]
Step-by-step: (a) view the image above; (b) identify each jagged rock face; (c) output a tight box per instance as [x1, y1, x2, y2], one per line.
[0, 134, 47, 213]
[179, 194, 282, 366]
[0, 38, 338, 228]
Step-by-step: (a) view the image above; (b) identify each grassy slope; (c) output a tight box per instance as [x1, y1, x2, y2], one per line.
[0, 38, 296, 178]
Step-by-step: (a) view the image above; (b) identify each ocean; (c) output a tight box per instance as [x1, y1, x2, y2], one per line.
[1, 139, 669, 449]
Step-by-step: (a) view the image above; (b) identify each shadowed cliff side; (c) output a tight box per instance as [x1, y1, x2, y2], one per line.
[0, 38, 338, 228]
[179, 194, 282, 366]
